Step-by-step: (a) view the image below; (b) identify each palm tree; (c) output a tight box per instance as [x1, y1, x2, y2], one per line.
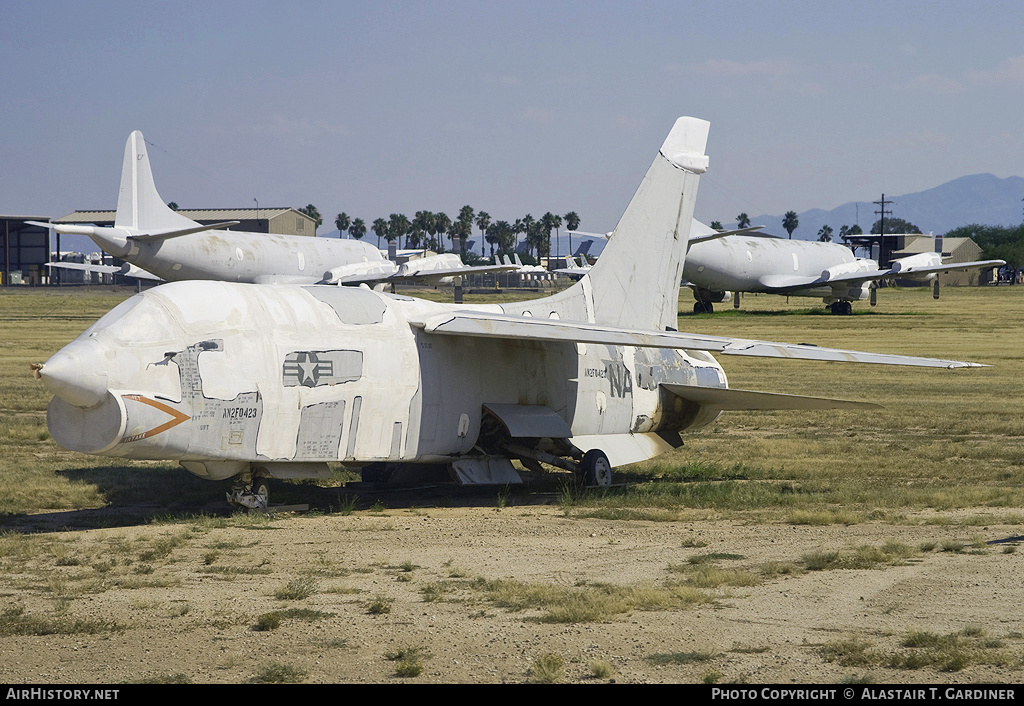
[817, 224, 833, 242]
[409, 209, 430, 251]
[433, 212, 451, 253]
[475, 211, 491, 255]
[412, 211, 433, 251]
[541, 212, 558, 259]
[550, 213, 563, 258]
[348, 217, 366, 241]
[736, 213, 751, 229]
[710, 220, 723, 231]
[564, 211, 580, 258]
[448, 219, 468, 256]
[387, 213, 409, 249]
[371, 218, 389, 248]
[494, 220, 514, 256]
[526, 219, 544, 259]
[782, 211, 799, 239]
[484, 222, 498, 258]
[458, 205, 475, 254]
[520, 214, 534, 256]
[299, 204, 323, 233]
[335, 212, 351, 238]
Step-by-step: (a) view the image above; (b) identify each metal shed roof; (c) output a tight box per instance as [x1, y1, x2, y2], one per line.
[54, 208, 297, 223]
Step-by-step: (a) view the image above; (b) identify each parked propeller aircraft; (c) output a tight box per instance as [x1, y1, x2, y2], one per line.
[682, 221, 1004, 314]
[35, 117, 987, 509]
[33, 131, 511, 287]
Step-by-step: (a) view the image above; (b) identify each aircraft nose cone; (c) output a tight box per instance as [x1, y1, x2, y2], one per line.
[38, 339, 110, 408]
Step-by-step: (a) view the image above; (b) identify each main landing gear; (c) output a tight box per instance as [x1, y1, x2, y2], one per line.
[499, 439, 614, 488]
[227, 470, 270, 510]
[692, 288, 726, 314]
[580, 449, 612, 487]
[829, 301, 853, 315]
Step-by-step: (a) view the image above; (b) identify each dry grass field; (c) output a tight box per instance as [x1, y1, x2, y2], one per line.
[0, 282, 1022, 684]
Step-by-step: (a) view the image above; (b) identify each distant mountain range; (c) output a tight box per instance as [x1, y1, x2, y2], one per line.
[742, 173, 1024, 241]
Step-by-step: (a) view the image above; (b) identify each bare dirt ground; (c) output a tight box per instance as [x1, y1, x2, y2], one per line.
[2, 486, 1023, 685]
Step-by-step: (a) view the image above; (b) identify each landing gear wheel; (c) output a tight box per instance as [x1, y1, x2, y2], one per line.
[693, 301, 713, 314]
[829, 301, 853, 315]
[251, 477, 270, 510]
[226, 476, 270, 510]
[580, 449, 612, 487]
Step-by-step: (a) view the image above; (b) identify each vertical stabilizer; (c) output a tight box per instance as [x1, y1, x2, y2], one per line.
[586, 117, 709, 331]
[114, 131, 200, 232]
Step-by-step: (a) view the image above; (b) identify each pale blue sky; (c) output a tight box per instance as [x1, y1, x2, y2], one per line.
[3, 0, 1022, 234]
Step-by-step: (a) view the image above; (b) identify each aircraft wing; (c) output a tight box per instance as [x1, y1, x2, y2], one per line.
[554, 267, 590, 278]
[754, 259, 1006, 293]
[662, 383, 880, 410]
[878, 258, 1005, 279]
[383, 262, 519, 284]
[46, 261, 163, 281]
[688, 225, 765, 246]
[324, 261, 519, 286]
[410, 310, 985, 368]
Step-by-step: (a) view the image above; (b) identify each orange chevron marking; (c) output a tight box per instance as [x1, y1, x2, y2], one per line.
[121, 395, 191, 442]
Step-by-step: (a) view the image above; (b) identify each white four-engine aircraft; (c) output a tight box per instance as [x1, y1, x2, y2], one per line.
[34, 131, 512, 287]
[35, 117, 987, 509]
[683, 221, 1004, 315]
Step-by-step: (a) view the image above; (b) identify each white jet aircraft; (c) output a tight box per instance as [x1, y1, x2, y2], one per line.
[34, 117, 987, 509]
[682, 221, 1004, 315]
[34, 131, 512, 287]
[553, 255, 592, 280]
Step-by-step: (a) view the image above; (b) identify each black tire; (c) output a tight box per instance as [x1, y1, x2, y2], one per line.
[581, 449, 612, 487]
[251, 477, 269, 509]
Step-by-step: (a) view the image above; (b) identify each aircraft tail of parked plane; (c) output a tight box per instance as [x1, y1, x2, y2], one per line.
[31, 132, 239, 254]
[113, 132, 234, 238]
[502, 117, 709, 332]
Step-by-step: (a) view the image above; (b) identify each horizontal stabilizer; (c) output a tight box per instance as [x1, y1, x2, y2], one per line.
[411, 310, 985, 368]
[662, 383, 880, 411]
[126, 221, 240, 241]
[26, 221, 101, 236]
[28, 220, 239, 241]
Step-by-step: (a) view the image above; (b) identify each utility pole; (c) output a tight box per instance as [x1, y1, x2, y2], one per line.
[874, 194, 894, 266]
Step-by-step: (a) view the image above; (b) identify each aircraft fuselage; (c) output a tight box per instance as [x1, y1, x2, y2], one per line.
[90, 228, 392, 285]
[684, 236, 874, 301]
[43, 281, 726, 480]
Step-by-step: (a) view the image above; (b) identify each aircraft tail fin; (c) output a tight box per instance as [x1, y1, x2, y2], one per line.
[585, 117, 709, 331]
[115, 131, 200, 233]
[500, 117, 708, 331]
